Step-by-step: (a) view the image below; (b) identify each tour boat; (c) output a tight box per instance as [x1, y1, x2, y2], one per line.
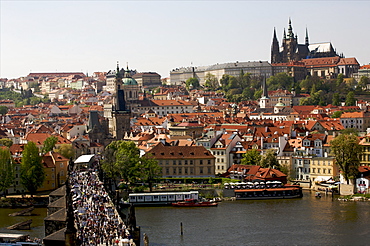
[129, 191, 199, 206]
[233, 181, 303, 200]
[172, 199, 218, 207]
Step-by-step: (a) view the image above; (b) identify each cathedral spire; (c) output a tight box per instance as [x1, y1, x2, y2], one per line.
[305, 27, 309, 46]
[288, 18, 293, 38]
[283, 28, 286, 39]
[271, 27, 280, 63]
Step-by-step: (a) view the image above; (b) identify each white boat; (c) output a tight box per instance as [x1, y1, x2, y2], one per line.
[129, 191, 199, 206]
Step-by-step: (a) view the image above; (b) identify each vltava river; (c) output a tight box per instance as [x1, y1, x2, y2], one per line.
[0, 207, 46, 240]
[135, 191, 370, 246]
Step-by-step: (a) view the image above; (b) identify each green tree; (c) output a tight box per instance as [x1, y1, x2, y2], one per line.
[204, 73, 219, 90]
[336, 73, 344, 87]
[0, 138, 13, 148]
[137, 155, 162, 192]
[241, 149, 261, 166]
[267, 73, 294, 90]
[331, 111, 343, 118]
[259, 149, 280, 169]
[55, 144, 75, 159]
[101, 140, 141, 189]
[330, 134, 361, 184]
[20, 141, 45, 195]
[0, 147, 15, 194]
[41, 136, 58, 155]
[332, 93, 341, 106]
[185, 77, 200, 90]
[0, 106, 8, 115]
[345, 91, 356, 106]
[358, 76, 369, 90]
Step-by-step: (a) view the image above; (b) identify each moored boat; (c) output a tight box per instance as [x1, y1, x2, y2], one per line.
[172, 199, 218, 207]
[233, 181, 303, 200]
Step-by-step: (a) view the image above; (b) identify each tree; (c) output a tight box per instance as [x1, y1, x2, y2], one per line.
[0, 138, 13, 148]
[137, 156, 162, 192]
[0, 106, 8, 115]
[267, 73, 294, 90]
[0, 147, 15, 194]
[41, 136, 58, 155]
[345, 91, 356, 106]
[55, 144, 75, 159]
[241, 149, 261, 166]
[259, 149, 280, 169]
[330, 134, 361, 184]
[331, 111, 343, 118]
[204, 73, 219, 90]
[185, 77, 200, 90]
[358, 76, 369, 90]
[20, 141, 45, 195]
[332, 93, 341, 106]
[101, 140, 141, 189]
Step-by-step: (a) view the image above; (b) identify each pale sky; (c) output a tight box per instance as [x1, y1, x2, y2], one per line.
[1, 1, 369, 79]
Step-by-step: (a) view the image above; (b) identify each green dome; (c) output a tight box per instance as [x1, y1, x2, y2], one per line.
[122, 77, 138, 85]
[275, 102, 286, 107]
[275, 97, 285, 107]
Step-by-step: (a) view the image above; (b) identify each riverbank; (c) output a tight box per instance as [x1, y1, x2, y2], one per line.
[0, 196, 48, 208]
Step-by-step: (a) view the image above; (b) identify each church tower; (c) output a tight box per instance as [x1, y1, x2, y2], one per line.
[112, 63, 131, 140]
[271, 28, 281, 63]
[259, 76, 270, 108]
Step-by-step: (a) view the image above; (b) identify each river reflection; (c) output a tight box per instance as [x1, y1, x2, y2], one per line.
[0, 207, 46, 240]
[135, 191, 370, 246]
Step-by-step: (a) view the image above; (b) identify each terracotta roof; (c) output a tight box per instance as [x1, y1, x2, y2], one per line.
[145, 142, 214, 159]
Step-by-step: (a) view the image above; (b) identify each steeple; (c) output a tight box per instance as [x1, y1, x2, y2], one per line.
[262, 75, 268, 98]
[271, 27, 280, 63]
[305, 27, 309, 46]
[283, 28, 286, 39]
[287, 18, 294, 38]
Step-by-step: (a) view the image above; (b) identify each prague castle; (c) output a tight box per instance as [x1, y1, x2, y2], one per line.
[271, 19, 340, 64]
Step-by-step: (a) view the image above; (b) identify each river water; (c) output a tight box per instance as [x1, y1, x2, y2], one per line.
[135, 191, 370, 246]
[1, 191, 369, 245]
[0, 207, 46, 240]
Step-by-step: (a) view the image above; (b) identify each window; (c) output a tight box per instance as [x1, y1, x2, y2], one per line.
[166, 160, 169, 165]
[208, 160, 211, 165]
[166, 168, 169, 174]
[200, 160, 203, 165]
[173, 160, 176, 165]
[190, 160, 193, 165]
[318, 168, 321, 174]
[173, 168, 176, 174]
[185, 160, 188, 165]
[185, 168, 188, 174]
[208, 167, 211, 174]
[178, 167, 182, 174]
[178, 160, 182, 165]
[60, 163, 64, 168]
[200, 167, 203, 174]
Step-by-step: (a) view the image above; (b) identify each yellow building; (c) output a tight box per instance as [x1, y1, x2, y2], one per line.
[310, 157, 338, 182]
[359, 136, 370, 166]
[39, 152, 69, 191]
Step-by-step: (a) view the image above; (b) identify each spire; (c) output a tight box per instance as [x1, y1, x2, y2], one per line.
[283, 28, 286, 39]
[271, 27, 280, 63]
[288, 18, 293, 38]
[262, 75, 268, 98]
[305, 27, 309, 46]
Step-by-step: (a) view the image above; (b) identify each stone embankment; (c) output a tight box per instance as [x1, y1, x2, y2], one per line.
[338, 196, 370, 202]
[0, 196, 48, 208]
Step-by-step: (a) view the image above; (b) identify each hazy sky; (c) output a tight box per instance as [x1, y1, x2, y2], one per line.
[1, 1, 369, 79]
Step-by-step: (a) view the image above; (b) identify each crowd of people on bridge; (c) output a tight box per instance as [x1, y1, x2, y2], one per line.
[70, 170, 135, 246]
